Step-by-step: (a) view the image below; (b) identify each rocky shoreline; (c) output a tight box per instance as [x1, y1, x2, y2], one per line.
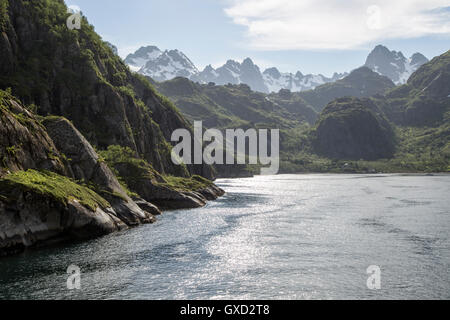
[0, 183, 225, 257]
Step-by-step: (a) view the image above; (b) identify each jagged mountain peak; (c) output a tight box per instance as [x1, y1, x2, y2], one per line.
[411, 52, 429, 66]
[263, 67, 282, 79]
[133, 47, 199, 82]
[242, 57, 256, 65]
[136, 45, 161, 55]
[202, 64, 215, 73]
[223, 59, 241, 70]
[365, 45, 429, 85]
[125, 45, 348, 93]
[125, 44, 426, 93]
[124, 45, 163, 71]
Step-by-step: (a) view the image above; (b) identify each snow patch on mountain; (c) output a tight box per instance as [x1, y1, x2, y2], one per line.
[124, 44, 423, 93]
[262, 70, 346, 93]
[365, 45, 428, 85]
[125, 46, 198, 82]
[125, 46, 346, 93]
[125, 46, 162, 71]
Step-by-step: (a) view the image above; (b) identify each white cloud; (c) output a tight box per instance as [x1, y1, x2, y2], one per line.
[224, 0, 450, 50]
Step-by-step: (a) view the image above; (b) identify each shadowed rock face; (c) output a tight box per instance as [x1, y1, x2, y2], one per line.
[0, 96, 156, 256]
[314, 97, 396, 161]
[0, 191, 127, 257]
[0, 92, 224, 257]
[0, 98, 68, 177]
[42, 117, 160, 224]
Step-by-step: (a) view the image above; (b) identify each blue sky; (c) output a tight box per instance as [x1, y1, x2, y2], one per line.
[65, 0, 450, 76]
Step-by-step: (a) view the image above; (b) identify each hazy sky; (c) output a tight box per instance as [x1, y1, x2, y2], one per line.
[65, 0, 450, 76]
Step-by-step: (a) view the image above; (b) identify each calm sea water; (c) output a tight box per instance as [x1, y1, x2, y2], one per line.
[0, 174, 449, 300]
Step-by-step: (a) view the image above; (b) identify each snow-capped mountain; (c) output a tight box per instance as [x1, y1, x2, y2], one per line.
[125, 45, 424, 93]
[124, 46, 162, 72]
[364, 45, 428, 85]
[124, 46, 199, 82]
[192, 58, 271, 93]
[125, 46, 345, 93]
[192, 59, 347, 93]
[262, 68, 346, 93]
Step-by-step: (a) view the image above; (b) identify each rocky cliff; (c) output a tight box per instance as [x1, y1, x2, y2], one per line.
[0, 92, 151, 256]
[125, 45, 346, 93]
[0, 0, 224, 256]
[0, 0, 213, 179]
[365, 45, 429, 84]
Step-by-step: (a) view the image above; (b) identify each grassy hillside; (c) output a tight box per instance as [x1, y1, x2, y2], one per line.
[156, 78, 309, 130]
[294, 67, 396, 112]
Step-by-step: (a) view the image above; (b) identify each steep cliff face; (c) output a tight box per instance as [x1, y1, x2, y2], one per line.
[0, 90, 68, 177]
[0, 0, 213, 179]
[0, 92, 160, 255]
[42, 117, 160, 223]
[0, 0, 226, 255]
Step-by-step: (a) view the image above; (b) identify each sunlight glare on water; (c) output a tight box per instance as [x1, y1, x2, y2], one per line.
[0, 174, 449, 300]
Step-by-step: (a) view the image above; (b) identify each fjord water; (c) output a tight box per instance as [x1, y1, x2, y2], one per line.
[0, 174, 449, 300]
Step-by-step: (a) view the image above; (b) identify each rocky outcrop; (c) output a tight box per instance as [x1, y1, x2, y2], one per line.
[132, 197, 162, 216]
[0, 94, 68, 177]
[42, 116, 160, 224]
[314, 97, 396, 160]
[102, 147, 225, 210]
[127, 181, 224, 211]
[0, 172, 127, 257]
[0, 93, 162, 254]
[198, 184, 226, 201]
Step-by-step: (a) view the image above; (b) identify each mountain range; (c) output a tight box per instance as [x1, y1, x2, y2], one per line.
[125, 46, 347, 93]
[125, 45, 428, 93]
